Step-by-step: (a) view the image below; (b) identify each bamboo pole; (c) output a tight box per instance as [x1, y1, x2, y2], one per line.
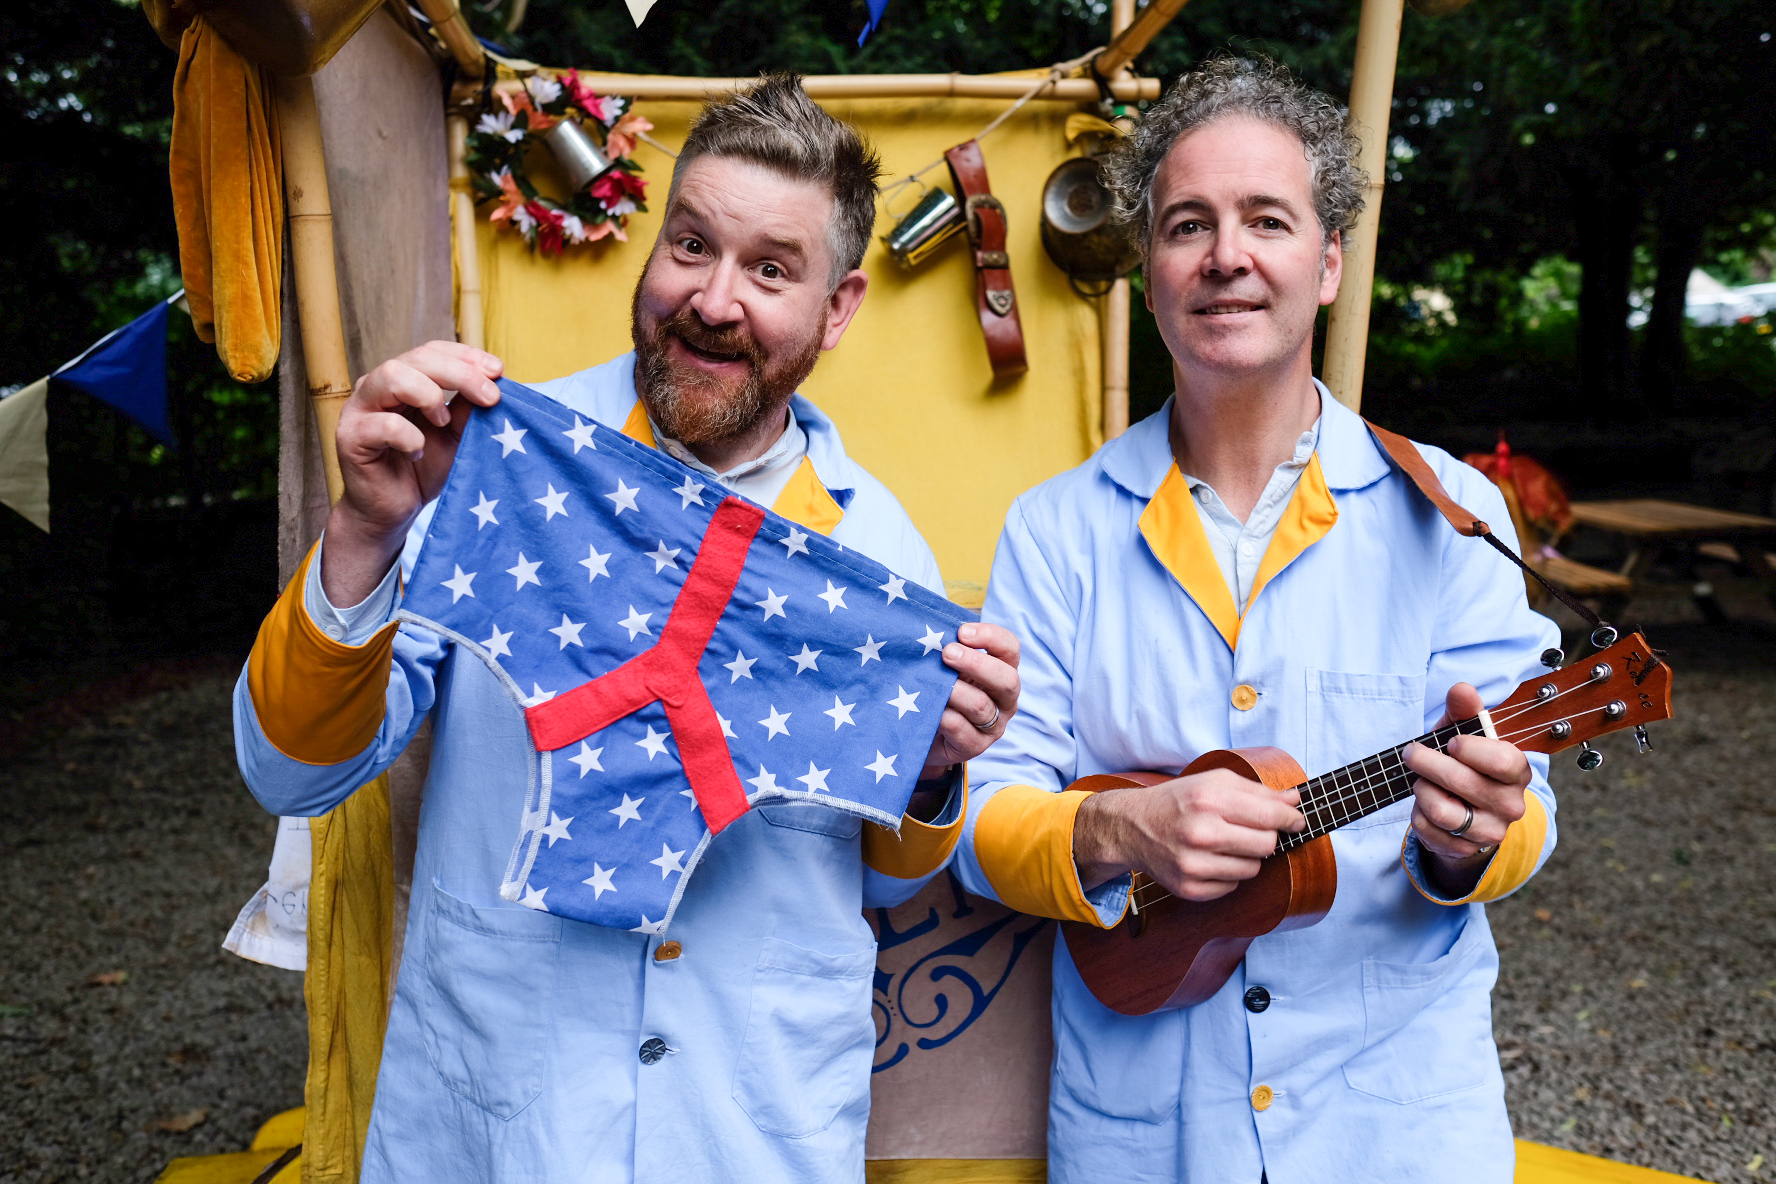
[413, 0, 486, 80]
[1100, 0, 1137, 441]
[555, 72, 1159, 102]
[1320, 0, 1405, 411]
[1094, 0, 1193, 80]
[447, 115, 486, 350]
[276, 74, 352, 504]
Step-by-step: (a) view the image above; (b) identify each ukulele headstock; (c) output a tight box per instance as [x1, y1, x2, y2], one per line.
[1487, 631, 1672, 757]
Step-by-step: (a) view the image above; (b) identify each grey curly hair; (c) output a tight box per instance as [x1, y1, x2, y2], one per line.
[1102, 56, 1367, 258]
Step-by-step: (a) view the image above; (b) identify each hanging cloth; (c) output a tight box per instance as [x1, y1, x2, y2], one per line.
[169, 17, 284, 384]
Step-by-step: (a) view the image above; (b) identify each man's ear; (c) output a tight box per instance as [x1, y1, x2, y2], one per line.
[1142, 264, 1153, 312]
[1319, 230, 1344, 307]
[822, 270, 871, 351]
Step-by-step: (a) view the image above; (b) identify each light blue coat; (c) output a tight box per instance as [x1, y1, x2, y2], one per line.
[234, 355, 952, 1184]
[954, 393, 1560, 1183]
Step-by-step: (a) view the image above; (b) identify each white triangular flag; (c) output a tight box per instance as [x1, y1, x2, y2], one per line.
[625, 0, 662, 25]
[0, 376, 49, 532]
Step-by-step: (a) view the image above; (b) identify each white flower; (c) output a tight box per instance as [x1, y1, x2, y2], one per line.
[561, 214, 587, 243]
[526, 75, 564, 105]
[588, 94, 624, 125]
[513, 203, 538, 235]
[476, 110, 524, 143]
[604, 196, 638, 217]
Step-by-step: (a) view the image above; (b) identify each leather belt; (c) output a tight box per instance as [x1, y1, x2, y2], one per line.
[945, 140, 1028, 379]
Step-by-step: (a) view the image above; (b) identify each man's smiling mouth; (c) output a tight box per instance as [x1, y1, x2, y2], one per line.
[675, 334, 745, 364]
[1195, 302, 1264, 315]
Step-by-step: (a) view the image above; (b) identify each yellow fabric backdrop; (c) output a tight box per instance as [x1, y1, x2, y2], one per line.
[475, 76, 1104, 595]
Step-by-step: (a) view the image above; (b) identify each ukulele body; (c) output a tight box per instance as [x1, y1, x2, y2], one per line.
[1060, 747, 1338, 1016]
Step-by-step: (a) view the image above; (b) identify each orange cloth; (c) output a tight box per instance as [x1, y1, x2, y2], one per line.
[1463, 435, 1573, 541]
[169, 17, 283, 383]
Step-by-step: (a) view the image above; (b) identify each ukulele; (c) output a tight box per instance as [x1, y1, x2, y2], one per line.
[1060, 631, 1673, 1016]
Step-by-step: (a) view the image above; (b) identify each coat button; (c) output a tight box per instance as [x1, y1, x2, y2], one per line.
[654, 941, 682, 962]
[1232, 684, 1259, 711]
[1251, 1084, 1274, 1112]
[639, 1037, 668, 1066]
[1244, 985, 1271, 1013]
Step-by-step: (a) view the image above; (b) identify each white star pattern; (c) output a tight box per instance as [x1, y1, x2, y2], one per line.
[578, 544, 611, 582]
[534, 483, 570, 520]
[723, 650, 756, 682]
[672, 476, 706, 509]
[755, 588, 788, 621]
[519, 883, 548, 909]
[866, 751, 900, 782]
[609, 793, 645, 825]
[817, 580, 849, 613]
[548, 614, 586, 649]
[788, 644, 821, 674]
[507, 553, 542, 590]
[606, 479, 640, 515]
[562, 416, 596, 453]
[631, 915, 666, 935]
[441, 565, 477, 603]
[779, 526, 810, 558]
[880, 574, 907, 605]
[758, 706, 791, 740]
[916, 626, 945, 655]
[854, 635, 884, 665]
[824, 696, 857, 729]
[583, 863, 616, 899]
[635, 726, 670, 761]
[491, 419, 528, 457]
[470, 492, 499, 529]
[645, 541, 681, 573]
[540, 812, 574, 846]
[568, 742, 604, 777]
[650, 843, 686, 879]
[618, 606, 653, 640]
[522, 683, 555, 706]
[747, 766, 781, 794]
[717, 713, 736, 739]
[888, 686, 921, 718]
[480, 623, 512, 659]
[797, 762, 831, 793]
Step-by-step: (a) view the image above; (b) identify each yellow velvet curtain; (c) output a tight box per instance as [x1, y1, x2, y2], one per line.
[168, 16, 284, 383]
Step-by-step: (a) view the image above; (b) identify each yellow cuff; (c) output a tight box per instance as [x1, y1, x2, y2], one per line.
[864, 772, 968, 880]
[1405, 793, 1551, 905]
[246, 541, 399, 765]
[973, 785, 1107, 925]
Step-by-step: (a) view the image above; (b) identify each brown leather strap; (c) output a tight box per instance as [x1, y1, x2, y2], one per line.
[1364, 418, 1608, 630]
[945, 140, 1027, 379]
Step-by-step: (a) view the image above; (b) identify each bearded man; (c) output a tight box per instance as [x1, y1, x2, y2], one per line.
[953, 58, 1560, 1182]
[235, 75, 1019, 1182]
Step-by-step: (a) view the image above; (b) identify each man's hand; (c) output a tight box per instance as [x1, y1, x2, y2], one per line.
[1403, 681, 1532, 898]
[1073, 770, 1305, 899]
[921, 622, 1020, 780]
[321, 342, 504, 606]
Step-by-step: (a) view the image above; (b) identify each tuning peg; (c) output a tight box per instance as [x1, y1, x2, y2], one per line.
[1634, 726, 1652, 753]
[1590, 625, 1619, 649]
[1577, 742, 1604, 771]
[1540, 647, 1565, 669]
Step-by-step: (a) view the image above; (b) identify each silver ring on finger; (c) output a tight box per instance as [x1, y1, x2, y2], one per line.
[1448, 802, 1475, 839]
[973, 704, 1002, 733]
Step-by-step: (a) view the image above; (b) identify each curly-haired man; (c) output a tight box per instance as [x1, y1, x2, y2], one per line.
[952, 57, 1559, 1181]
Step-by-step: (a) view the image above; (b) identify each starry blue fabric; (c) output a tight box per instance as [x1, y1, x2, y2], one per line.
[396, 378, 972, 934]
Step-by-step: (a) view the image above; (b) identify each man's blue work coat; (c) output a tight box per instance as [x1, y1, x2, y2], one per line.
[234, 355, 954, 1184]
[954, 392, 1561, 1183]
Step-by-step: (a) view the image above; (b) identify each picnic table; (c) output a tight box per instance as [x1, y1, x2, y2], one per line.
[1567, 498, 1776, 622]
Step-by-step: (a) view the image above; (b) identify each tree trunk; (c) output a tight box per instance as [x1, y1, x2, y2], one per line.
[1568, 134, 1641, 421]
[1639, 191, 1705, 414]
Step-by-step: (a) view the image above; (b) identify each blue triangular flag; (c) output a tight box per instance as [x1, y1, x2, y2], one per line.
[396, 378, 974, 933]
[56, 300, 173, 445]
[857, 0, 889, 45]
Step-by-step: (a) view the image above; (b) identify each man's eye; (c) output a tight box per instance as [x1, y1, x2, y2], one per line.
[680, 237, 705, 255]
[1258, 218, 1285, 231]
[1174, 220, 1204, 236]
[759, 263, 782, 280]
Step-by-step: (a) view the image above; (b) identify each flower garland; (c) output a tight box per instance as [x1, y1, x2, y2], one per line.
[468, 71, 653, 257]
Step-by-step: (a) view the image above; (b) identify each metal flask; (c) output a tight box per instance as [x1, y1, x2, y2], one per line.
[1039, 156, 1139, 284]
[882, 186, 967, 268]
[544, 118, 617, 192]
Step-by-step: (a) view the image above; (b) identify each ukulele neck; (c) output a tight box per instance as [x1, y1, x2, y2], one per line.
[1275, 714, 1493, 854]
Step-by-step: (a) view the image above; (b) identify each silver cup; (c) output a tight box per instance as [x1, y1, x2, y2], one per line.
[543, 118, 617, 193]
[882, 186, 966, 268]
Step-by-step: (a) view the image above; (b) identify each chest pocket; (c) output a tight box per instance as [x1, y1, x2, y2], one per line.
[758, 801, 863, 840]
[1305, 669, 1426, 814]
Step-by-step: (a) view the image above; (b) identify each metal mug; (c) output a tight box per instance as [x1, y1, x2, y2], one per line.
[544, 118, 617, 193]
[881, 186, 967, 268]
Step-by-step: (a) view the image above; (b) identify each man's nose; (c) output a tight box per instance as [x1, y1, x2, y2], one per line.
[1203, 226, 1253, 277]
[688, 259, 746, 326]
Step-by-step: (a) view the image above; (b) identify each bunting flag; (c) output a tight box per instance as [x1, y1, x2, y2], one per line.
[396, 379, 973, 932]
[0, 378, 50, 532]
[55, 298, 175, 445]
[857, 0, 890, 44]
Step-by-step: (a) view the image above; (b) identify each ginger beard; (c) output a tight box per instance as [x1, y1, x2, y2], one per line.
[631, 286, 827, 448]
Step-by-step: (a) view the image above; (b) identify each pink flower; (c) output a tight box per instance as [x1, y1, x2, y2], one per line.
[487, 168, 526, 225]
[563, 70, 625, 125]
[605, 112, 653, 161]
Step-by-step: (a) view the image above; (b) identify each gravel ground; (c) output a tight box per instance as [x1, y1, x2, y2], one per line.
[0, 584, 1770, 1183]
